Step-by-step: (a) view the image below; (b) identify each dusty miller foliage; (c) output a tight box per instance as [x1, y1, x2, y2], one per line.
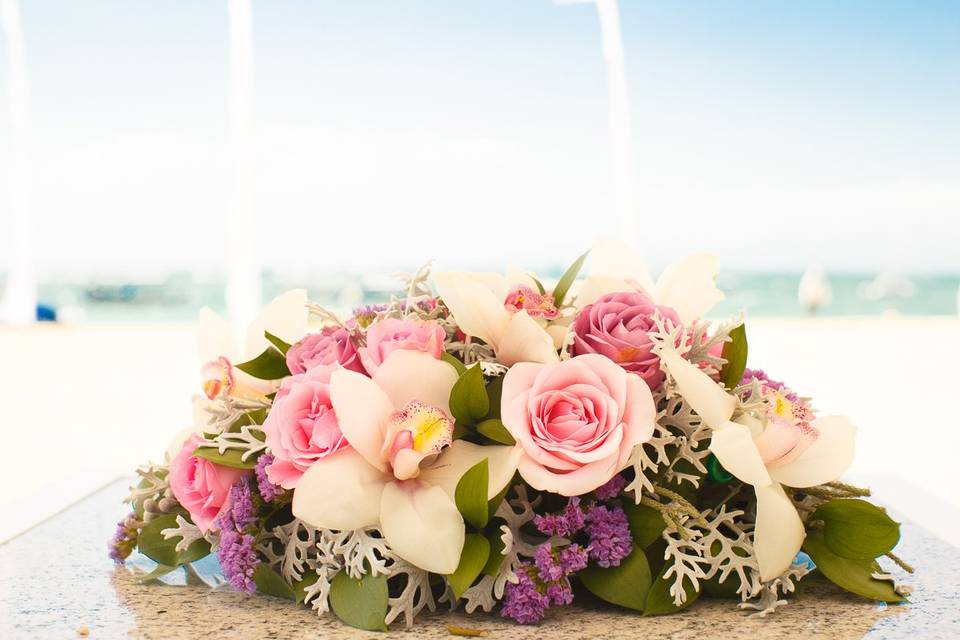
[124, 463, 177, 524]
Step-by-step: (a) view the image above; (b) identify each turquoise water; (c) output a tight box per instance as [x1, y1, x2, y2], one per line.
[20, 271, 960, 323]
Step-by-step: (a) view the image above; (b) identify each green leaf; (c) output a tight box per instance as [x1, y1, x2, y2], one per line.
[441, 352, 468, 376]
[455, 459, 490, 529]
[330, 570, 389, 631]
[193, 446, 260, 470]
[229, 408, 268, 431]
[482, 529, 507, 576]
[235, 346, 290, 380]
[551, 250, 589, 308]
[813, 499, 900, 560]
[802, 529, 905, 602]
[622, 501, 667, 548]
[643, 561, 701, 615]
[294, 571, 321, 604]
[530, 274, 546, 295]
[253, 564, 296, 600]
[579, 549, 652, 612]
[136, 563, 178, 583]
[264, 330, 292, 355]
[449, 364, 489, 424]
[447, 534, 491, 599]
[137, 514, 211, 567]
[485, 375, 504, 420]
[475, 419, 515, 446]
[487, 480, 511, 522]
[719, 324, 748, 390]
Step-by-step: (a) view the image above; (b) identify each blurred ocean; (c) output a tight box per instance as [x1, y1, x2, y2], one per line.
[8, 270, 959, 323]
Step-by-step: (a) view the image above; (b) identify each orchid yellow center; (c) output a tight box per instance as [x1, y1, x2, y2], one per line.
[200, 356, 235, 400]
[386, 400, 454, 480]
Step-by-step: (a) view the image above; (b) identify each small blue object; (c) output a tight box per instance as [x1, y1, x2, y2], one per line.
[794, 551, 816, 571]
[36, 303, 57, 322]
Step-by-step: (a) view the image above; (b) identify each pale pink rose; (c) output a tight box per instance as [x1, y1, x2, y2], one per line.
[501, 354, 657, 496]
[262, 365, 348, 489]
[169, 435, 247, 533]
[359, 318, 445, 375]
[286, 326, 366, 375]
[571, 291, 680, 390]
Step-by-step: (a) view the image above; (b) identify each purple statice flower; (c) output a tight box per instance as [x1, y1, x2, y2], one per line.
[557, 544, 589, 574]
[595, 474, 627, 501]
[108, 512, 138, 564]
[546, 581, 574, 606]
[501, 566, 550, 625]
[534, 544, 564, 583]
[585, 503, 633, 568]
[214, 478, 261, 594]
[740, 368, 799, 401]
[254, 454, 281, 503]
[533, 497, 585, 537]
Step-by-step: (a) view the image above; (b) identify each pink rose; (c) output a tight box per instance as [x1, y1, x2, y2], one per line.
[286, 326, 365, 375]
[359, 318, 445, 375]
[501, 354, 656, 496]
[262, 365, 348, 489]
[169, 435, 247, 533]
[571, 291, 681, 390]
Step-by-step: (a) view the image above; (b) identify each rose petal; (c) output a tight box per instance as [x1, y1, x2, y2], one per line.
[292, 449, 388, 531]
[379, 481, 465, 574]
[517, 452, 619, 497]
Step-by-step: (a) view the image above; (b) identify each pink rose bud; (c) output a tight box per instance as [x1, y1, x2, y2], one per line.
[168, 435, 247, 533]
[286, 326, 365, 375]
[359, 318, 445, 375]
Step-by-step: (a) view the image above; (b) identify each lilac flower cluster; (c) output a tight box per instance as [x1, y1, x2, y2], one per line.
[254, 453, 281, 502]
[740, 368, 798, 401]
[501, 543, 589, 624]
[533, 497, 585, 537]
[594, 474, 627, 501]
[108, 512, 139, 564]
[214, 479, 261, 594]
[584, 503, 633, 568]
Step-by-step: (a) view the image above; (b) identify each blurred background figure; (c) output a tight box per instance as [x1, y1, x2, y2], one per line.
[0, 1, 958, 542]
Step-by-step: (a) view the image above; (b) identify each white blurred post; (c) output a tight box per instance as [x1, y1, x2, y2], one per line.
[225, 0, 260, 337]
[0, 0, 36, 325]
[556, 0, 638, 244]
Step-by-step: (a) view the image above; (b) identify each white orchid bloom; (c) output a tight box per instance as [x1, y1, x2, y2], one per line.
[434, 269, 560, 366]
[292, 350, 522, 574]
[575, 239, 725, 324]
[659, 344, 856, 581]
[165, 290, 310, 461]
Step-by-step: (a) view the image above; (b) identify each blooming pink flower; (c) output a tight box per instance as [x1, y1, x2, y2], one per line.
[262, 365, 349, 489]
[168, 435, 248, 533]
[358, 318, 445, 375]
[286, 326, 365, 375]
[571, 291, 680, 390]
[504, 286, 559, 319]
[500, 354, 657, 496]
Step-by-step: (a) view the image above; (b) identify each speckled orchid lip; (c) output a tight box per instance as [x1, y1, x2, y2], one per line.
[201, 356, 235, 400]
[384, 400, 454, 480]
[504, 285, 560, 319]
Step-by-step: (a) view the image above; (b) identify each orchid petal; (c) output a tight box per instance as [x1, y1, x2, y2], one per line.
[330, 368, 395, 472]
[546, 323, 570, 350]
[471, 271, 511, 301]
[754, 482, 806, 581]
[497, 310, 559, 366]
[373, 350, 458, 415]
[572, 275, 637, 308]
[418, 441, 523, 502]
[769, 416, 857, 488]
[433, 272, 510, 347]
[292, 449, 389, 531]
[590, 239, 655, 292]
[659, 346, 736, 427]
[379, 481, 465, 574]
[654, 253, 725, 324]
[709, 421, 772, 486]
[197, 307, 238, 363]
[244, 289, 309, 358]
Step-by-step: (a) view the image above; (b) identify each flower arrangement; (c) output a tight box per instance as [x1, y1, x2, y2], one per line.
[111, 241, 911, 630]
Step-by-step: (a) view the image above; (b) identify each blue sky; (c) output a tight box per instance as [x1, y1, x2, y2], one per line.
[1, 1, 958, 273]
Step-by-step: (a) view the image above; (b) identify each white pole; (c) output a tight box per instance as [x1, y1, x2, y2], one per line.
[0, 0, 37, 325]
[225, 0, 259, 338]
[556, 0, 638, 244]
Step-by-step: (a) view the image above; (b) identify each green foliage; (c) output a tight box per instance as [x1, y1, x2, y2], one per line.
[482, 529, 507, 576]
[813, 499, 900, 560]
[447, 534, 491, 599]
[475, 419, 515, 446]
[449, 364, 489, 424]
[329, 569, 389, 631]
[485, 375, 504, 419]
[579, 549, 652, 612]
[253, 564, 296, 600]
[293, 571, 320, 604]
[137, 514, 211, 567]
[551, 250, 589, 308]
[487, 480, 511, 522]
[802, 529, 905, 603]
[193, 445, 261, 469]
[235, 346, 290, 380]
[264, 330, 292, 355]
[441, 352, 468, 376]
[455, 459, 490, 529]
[621, 501, 667, 548]
[719, 323, 748, 389]
[643, 562, 701, 615]
[136, 563, 177, 583]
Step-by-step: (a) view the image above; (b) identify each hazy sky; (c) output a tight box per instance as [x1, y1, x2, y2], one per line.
[1, 0, 958, 274]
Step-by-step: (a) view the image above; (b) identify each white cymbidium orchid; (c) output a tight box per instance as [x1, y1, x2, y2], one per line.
[659, 344, 857, 582]
[434, 268, 561, 366]
[165, 290, 310, 460]
[292, 350, 522, 574]
[575, 239, 726, 324]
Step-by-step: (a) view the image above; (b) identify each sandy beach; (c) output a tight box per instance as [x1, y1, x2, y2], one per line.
[2, 316, 958, 543]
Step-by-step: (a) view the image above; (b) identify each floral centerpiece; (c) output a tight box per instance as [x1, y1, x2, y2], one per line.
[111, 241, 911, 630]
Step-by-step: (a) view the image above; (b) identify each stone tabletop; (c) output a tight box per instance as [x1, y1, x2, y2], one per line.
[2, 480, 959, 639]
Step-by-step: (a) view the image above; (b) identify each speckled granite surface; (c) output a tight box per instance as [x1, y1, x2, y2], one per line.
[1, 480, 958, 639]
